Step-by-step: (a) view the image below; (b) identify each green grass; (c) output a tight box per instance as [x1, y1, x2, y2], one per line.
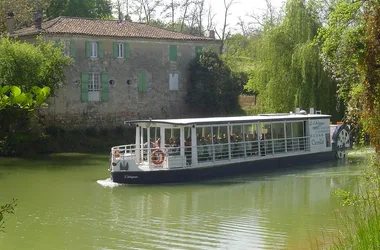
[329, 199, 380, 249]
[326, 154, 380, 250]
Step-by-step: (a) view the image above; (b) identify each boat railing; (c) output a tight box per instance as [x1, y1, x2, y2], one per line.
[197, 136, 310, 163]
[111, 136, 311, 168]
[111, 144, 136, 159]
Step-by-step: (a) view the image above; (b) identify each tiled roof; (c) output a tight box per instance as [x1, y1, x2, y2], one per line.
[13, 16, 215, 41]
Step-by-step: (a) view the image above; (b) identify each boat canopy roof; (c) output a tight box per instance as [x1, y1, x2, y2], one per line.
[124, 113, 331, 126]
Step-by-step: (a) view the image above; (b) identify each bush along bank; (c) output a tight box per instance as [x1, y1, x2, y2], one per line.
[0, 126, 135, 156]
[330, 154, 380, 249]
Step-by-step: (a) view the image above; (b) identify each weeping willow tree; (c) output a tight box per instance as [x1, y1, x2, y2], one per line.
[246, 0, 341, 118]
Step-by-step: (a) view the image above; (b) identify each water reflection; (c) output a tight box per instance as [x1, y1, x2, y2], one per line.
[102, 160, 361, 249]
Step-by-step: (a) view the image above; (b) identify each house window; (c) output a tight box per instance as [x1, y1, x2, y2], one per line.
[91, 42, 98, 58]
[81, 72, 109, 102]
[88, 72, 101, 101]
[117, 43, 124, 58]
[169, 73, 179, 91]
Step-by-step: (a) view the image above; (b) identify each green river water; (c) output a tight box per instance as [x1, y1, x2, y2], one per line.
[0, 152, 369, 250]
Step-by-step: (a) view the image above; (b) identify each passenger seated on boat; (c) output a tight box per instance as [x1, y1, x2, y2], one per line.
[168, 137, 177, 146]
[166, 137, 180, 155]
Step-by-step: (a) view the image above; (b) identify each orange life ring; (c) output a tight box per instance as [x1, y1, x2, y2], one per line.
[151, 149, 165, 165]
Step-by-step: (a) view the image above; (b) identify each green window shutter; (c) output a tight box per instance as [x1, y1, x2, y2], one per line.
[137, 72, 142, 92]
[169, 45, 177, 61]
[124, 42, 130, 58]
[101, 72, 109, 101]
[113, 42, 118, 58]
[142, 72, 147, 92]
[70, 40, 76, 57]
[138, 72, 147, 92]
[195, 46, 203, 55]
[85, 41, 91, 57]
[98, 42, 104, 58]
[138, 72, 143, 92]
[81, 72, 89, 102]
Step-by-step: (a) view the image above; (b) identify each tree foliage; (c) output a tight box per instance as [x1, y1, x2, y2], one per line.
[0, 37, 71, 156]
[0, 199, 17, 233]
[186, 50, 242, 116]
[0, 0, 50, 33]
[0, 86, 50, 110]
[245, 0, 341, 118]
[0, 37, 71, 95]
[361, 0, 380, 152]
[317, 0, 380, 148]
[46, 0, 113, 19]
[317, 0, 364, 103]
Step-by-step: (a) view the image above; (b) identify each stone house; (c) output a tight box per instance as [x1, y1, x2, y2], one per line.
[9, 14, 219, 128]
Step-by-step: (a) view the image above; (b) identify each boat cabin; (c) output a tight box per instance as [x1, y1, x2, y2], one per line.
[113, 113, 333, 171]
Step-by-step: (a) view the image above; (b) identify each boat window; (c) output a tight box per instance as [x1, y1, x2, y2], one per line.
[212, 125, 228, 161]
[211, 125, 227, 141]
[196, 127, 212, 143]
[149, 127, 161, 146]
[196, 126, 213, 162]
[261, 123, 272, 140]
[231, 125, 244, 142]
[210, 126, 227, 143]
[184, 127, 192, 161]
[165, 128, 180, 146]
[292, 122, 304, 137]
[185, 127, 191, 139]
[286, 122, 292, 138]
[260, 123, 273, 155]
[142, 127, 147, 142]
[272, 123, 285, 139]
[244, 124, 258, 141]
[272, 123, 285, 154]
[244, 123, 259, 157]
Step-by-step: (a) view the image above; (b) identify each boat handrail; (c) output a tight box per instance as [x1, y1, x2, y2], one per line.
[111, 136, 311, 167]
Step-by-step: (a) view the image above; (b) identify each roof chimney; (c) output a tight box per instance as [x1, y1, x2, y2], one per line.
[34, 9, 43, 30]
[207, 30, 215, 39]
[7, 12, 15, 34]
[125, 14, 132, 22]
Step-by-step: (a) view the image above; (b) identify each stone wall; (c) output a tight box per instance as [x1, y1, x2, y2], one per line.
[239, 95, 256, 109]
[39, 35, 219, 128]
[41, 110, 137, 129]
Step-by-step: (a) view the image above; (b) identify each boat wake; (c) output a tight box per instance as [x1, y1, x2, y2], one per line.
[97, 178, 121, 188]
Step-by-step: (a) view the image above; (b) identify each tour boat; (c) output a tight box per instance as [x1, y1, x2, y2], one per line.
[109, 110, 351, 184]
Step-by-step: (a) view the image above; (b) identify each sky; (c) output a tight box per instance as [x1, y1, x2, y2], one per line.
[210, 0, 285, 33]
[115, 0, 285, 34]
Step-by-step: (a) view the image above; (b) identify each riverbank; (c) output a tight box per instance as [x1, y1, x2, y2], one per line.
[0, 126, 135, 156]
